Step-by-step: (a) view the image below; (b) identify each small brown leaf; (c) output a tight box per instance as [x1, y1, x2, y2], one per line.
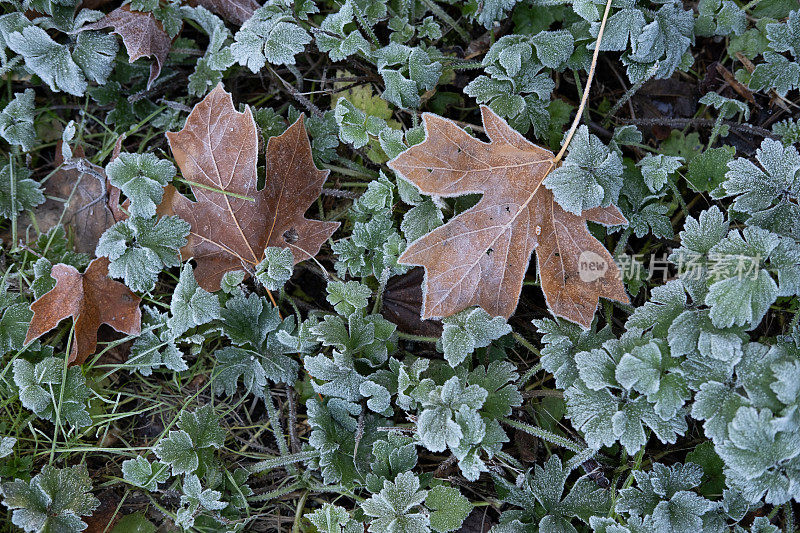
[166, 83, 340, 292]
[38, 144, 123, 255]
[25, 257, 142, 366]
[388, 106, 628, 328]
[188, 0, 258, 25]
[84, 6, 171, 89]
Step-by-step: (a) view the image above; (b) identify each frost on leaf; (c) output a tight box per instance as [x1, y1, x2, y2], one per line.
[105, 152, 176, 218]
[95, 215, 189, 292]
[388, 106, 628, 327]
[0, 464, 99, 533]
[717, 138, 800, 240]
[0, 161, 44, 220]
[493, 455, 611, 531]
[360, 471, 429, 533]
[121, 456, 170, 491]
[193, 0, 259, 25]
[440, 307, 510, 367]
[154, 404, 224, 476]
[13, 356, 92, 428]
[165, 83, 339, 292]
[0, 89, 36, 151]
[25, 257, 142, 366]
[41, 145, 122, 255]
[83, 6, 173, 89]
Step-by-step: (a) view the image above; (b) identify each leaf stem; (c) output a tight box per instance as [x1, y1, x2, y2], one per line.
[501, 418, 584, 454]
[174, 177, 256, 201]
[553, 0, 614, 163]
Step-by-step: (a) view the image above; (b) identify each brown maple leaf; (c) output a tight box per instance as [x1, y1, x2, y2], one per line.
[36, 143, 125, 255]
[165, 83, 340, 292]
[84, 6, 172, 89]
[188, 0, 258, 25]
[25, 257, 142, 366]
[388, 106, 629, 328]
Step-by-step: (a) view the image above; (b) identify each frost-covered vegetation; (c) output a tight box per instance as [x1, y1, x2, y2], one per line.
[0, 0, 799, 531]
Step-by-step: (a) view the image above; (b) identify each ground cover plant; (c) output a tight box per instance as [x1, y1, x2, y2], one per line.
[0, 0, 799, 530]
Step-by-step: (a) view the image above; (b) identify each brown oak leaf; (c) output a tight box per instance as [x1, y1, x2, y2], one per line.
[388, 106, 629, 328]
[84, 6, 171, 89]
[165, 83, 340, 292]
[25, 257, 142, 366]
[188, 0, 258, 25]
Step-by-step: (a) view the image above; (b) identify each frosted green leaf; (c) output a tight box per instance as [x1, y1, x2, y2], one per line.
[326, 280, 371, 316]
[617, 342, 688, 420]
[121, 457, 170, 491]
[13, 357, 92, 428]
[176, 404, 224, 450]
[544, 126, 624, 214]
[334, 97, 387, 149]
[440, 307, 511, 368]
[686, 146, 735, 193]
[231, 5, 311, 71]
[366, 432, 418, 493]
[305, 351, 365, 401]
[0, 301, 32, 358]
[771, 117, 800, 147]
[426, 486, 471, 533]
[697, 0, 746, 37]
[622, 2, 694, 82]
[691, 381, 748, 443]
[699, 92, 750, 120]
[96, 215, 189, 292]
[0, 162, 45, 219]
[169, 263, 220, 336]
[467, 361, 522, 419]
[361, 471, 429, 533]
[255, 246, 294, 290]
[360, 379, 391, 414]
[637, 154, 683, 192]
[495, 455, 610, 530]
[719, 138, 800, 238]
[315, 2, 370, 62]
[311, 311, 396, 367]
[534, 318, 614, 390]
[418, 376, 487, 452]
[668, 206, 729, 301]
[129, 330, 186, 376]
[626, 279, 687, 338]
[401, 199, 443, 243]
[177, 473, 227, 530]
[106, 153, 175, 218]
[0, 89, 35, 151]
[215, 296, 299, 394]
[6, 26, 87, 96]
[0, 464, 99, 533]
[153, 430, 197, 475]
[220, 270, 246, 294]
[766, 9, 800, 57]
[716, 407, 800, 504]
[531, 30, 574, 68]
[306, 503, 361, 533]
[748, 52, 800, 97]
[472, 0, 519, 28]
[565, 383, 618, 449]
[0, 436, 14, 458]
[72, 30, 117, 85]
[381, 68, 420, 109]
[705, 226, 779, 329]
[591, 8, 645, 51]
[408, 47, 441, 91]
